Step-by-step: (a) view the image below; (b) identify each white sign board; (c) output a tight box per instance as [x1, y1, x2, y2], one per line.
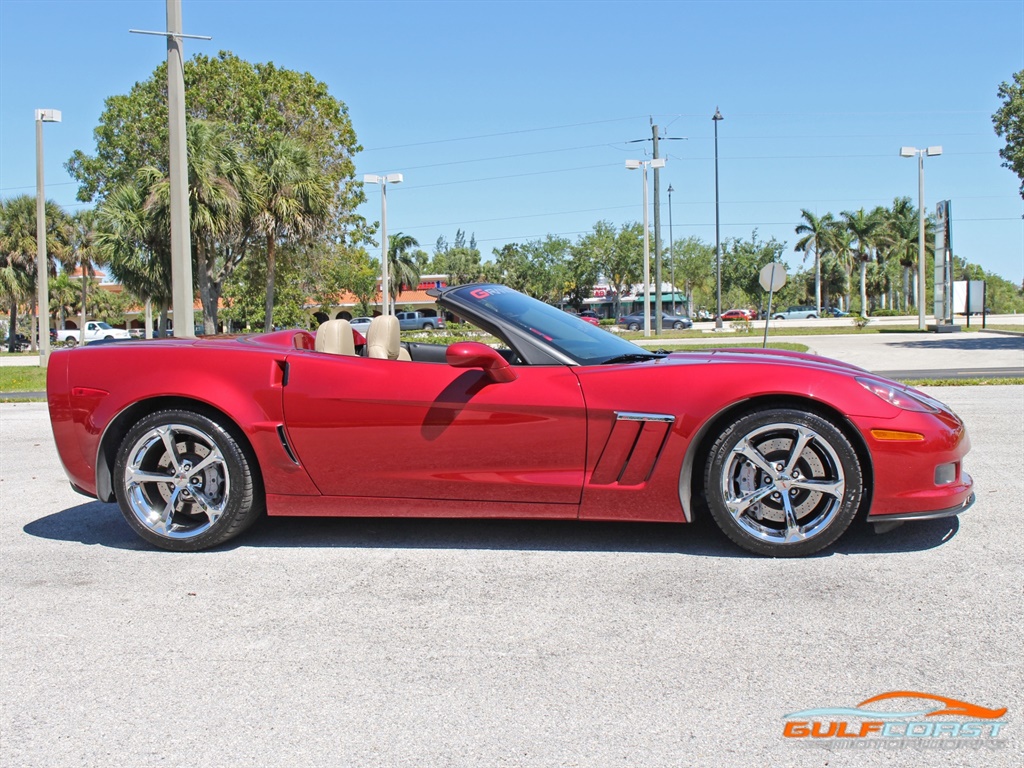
[759, 263, 787, 292]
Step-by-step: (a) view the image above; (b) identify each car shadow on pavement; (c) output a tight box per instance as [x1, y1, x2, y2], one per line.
[25, 501, 959, 558]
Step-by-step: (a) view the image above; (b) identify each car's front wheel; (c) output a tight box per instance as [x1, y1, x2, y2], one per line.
[627, 322, 641, 331]
[703, 408, 863, 557]
[672, 321, 684, 329]
[773, 315, 785, 320]
[113, 409, 264, 551]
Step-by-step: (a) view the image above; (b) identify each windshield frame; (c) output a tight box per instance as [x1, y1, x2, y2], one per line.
[438, 284, 652, 366]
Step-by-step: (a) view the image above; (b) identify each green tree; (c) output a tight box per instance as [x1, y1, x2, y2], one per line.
[140, 120, 259, 333]
[794, 210, 834, 315]
[386, 232, 422, 313]
[840, 209, 880, 315]
[670, 236, 714, 314]
[0, 195, 68, 351]
[993, 70, 1024, 199]
[254, 135, 332, 331]
[95, 176, 174, 334]
[64, 209, 102, 343]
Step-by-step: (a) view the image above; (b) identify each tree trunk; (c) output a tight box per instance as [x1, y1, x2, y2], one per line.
[7, 300, 17, 353]
[196, 242, 218, 335]
[263, 234, 276, 333]
[29, 297, 38, 352]
[859, 260, 868, 316]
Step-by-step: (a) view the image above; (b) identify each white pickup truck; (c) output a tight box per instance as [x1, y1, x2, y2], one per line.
[56, 321, 132, 346]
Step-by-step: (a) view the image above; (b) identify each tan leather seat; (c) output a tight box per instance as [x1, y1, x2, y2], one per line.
[315, 319, 356, 356]
[366, 315, 411, 360]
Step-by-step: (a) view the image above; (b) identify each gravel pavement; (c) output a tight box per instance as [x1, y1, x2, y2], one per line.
[1, 388, 1022, 768]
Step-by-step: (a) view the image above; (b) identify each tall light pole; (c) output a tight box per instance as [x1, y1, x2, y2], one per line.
[667, 184, 675, 314]
[900, 145, 942, 331]
[130, 0, 211, 337]
[363, 173, 403, 315]
[713, 108, 724, 330]
[35, 108, 61, 368]
[626, 158, 666, 336]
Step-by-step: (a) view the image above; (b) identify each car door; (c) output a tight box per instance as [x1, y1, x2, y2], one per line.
[281, 352, 587, 510]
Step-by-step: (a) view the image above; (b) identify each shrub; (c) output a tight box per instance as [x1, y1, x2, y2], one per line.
[852, 315, 870, 330]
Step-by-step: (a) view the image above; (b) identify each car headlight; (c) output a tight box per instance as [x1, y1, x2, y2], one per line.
[857, 377, 939, 413]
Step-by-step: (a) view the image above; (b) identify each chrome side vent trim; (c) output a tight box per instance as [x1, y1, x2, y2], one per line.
[276, 424, 300, 465]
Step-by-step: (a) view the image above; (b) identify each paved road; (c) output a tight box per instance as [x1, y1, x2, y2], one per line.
[1, 388, 1021, 767]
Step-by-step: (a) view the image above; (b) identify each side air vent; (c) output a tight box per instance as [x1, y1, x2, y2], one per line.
[590, 412, 675, 486]
[276, 425, 300, 465]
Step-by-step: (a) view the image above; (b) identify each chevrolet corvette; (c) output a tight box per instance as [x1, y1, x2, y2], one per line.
[46, 283, 974, 556]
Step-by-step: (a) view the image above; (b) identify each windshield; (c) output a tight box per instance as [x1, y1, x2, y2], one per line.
[95, 322, 113, 329]
[448, 284, 651, 365]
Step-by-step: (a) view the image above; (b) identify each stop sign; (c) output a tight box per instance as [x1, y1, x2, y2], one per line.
[759, 263, 787, 292]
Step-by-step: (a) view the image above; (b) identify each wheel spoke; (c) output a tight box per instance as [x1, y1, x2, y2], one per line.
[726, 485, 776, 518]
[152, 488, 181, 534]
[187, 488, 223, 525]
[781, 493, 805, 543]
[792, 478, 845, 499]
[158, 426, 182, 472]
[734, 441, 777, 478]
[185, 449, 223, 479]
[128, 468, 174, 486]
[784, 428, 816, 475]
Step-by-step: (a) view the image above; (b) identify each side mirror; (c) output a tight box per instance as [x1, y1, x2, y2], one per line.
[446, 341, 517, 383]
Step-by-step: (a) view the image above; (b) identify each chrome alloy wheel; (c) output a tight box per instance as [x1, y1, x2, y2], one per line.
[721, 422, 846, 546]
[122, 423, 230, 540]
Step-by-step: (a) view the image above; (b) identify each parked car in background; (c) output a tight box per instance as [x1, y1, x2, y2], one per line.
[825, 307, 849, 318]
[396, 310, 445, 331]
[720, 309, 756, 321]
[348, 317, 374, 336]
[772, 305, 819, 320]
[55, 321, 132, 346]
[618, 311, 693, 331]
[4, 333, 31, 351]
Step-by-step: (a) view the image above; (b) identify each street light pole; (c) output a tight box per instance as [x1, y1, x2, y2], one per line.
[35, 108, 61, 369]
[363, 173, 404, 315]
[713, 108, 723, 330]
[626, 158, 666, 337]
[667, 184, 675, 314]
[900, 145, 942, 331]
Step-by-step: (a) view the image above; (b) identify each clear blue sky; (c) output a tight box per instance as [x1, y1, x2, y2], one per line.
[2, 0, 1022, 284]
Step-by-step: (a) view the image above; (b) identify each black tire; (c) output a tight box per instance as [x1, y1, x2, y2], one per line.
[627, 322, 641, 331]
[673, 321, 684, 330]
[807, 314, 817, 319]
[702, 408, 862, 557]
[113, 409, 264, 551]
[64, 337, 77, 348]
[422, 323, 433, 330]
[773, 315, 784, 321]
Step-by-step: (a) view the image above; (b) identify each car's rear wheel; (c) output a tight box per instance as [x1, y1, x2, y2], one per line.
[64, 337, 77, 347]
[113, 409, 263, 551]
[627, 322, 640, 331]
[773, 315, 784, 320]
[672, 321, 684, 329]
[703, 408, 862, 557]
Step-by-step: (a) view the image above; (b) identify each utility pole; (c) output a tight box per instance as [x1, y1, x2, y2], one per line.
[652, 123, 662, 335]
[130, 2, 211, 338]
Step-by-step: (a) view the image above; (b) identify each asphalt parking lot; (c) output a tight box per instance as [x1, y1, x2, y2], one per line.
[1, 387, 1021, 768]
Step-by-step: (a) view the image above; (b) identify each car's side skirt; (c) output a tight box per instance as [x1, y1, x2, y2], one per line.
[266, 494, 579, 519]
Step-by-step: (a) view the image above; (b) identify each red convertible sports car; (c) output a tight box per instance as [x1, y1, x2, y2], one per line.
[46, 283, 974, 556]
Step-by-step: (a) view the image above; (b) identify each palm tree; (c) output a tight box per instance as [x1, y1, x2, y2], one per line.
[253, 135, 332, 332]
[840, 208, 879, 314]
[794, 210, 834, 315]
[0, 194, 68, 351]
[142, 121, 258, 333]
[48, 270, 80, 333]
[65, 209, 101, 344]
[386, 232, 421, 314]
[96, 178, 174, 334]
[825, 224, 855, 311]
